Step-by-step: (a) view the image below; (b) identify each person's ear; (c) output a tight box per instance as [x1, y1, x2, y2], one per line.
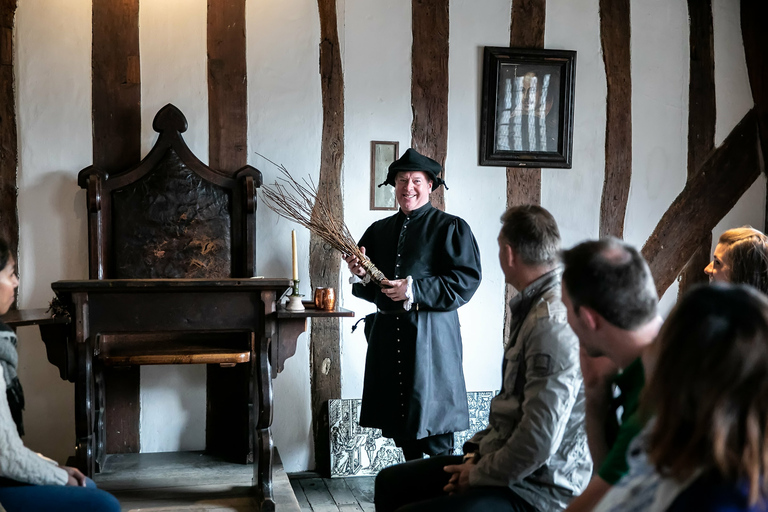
[504, 244, 516, 269]
[577, 305, 600, 332]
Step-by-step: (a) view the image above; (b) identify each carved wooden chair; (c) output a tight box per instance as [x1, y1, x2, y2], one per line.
[77, 104, 263, 466]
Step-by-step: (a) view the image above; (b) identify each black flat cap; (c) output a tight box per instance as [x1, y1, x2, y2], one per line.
[379, 148, 447, 190]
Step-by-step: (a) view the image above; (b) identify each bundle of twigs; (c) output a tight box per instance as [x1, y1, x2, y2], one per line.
[258, 157, 388, 287]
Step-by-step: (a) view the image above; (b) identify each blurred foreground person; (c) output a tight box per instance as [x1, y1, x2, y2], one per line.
[595, 284, 768, 511]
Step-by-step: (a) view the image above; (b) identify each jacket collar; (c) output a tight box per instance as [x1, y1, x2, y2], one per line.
[509, 266, 562, 317]
[398, 201, 433, 220]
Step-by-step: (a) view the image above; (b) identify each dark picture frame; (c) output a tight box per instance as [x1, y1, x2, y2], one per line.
[370, 141, 399, 210]
[479, 47, 576, 168]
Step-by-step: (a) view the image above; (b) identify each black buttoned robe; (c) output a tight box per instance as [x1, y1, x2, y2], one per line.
[353, 202, 482, 440]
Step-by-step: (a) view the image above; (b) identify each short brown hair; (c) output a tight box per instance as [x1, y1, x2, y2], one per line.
[644, 284, 768, 504]
[499, 205, 560, 266]
[718, 226, 768, 294]
[561, 238, 658, 330]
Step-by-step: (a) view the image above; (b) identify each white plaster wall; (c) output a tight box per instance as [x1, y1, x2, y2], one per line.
[138, 0, 209, 453]
[14, 0, 92, 463]
[445, 0, 510, 393]
[543, 0, 605, 248]
[248, 0, 323, 472]
[710, 0, 765, 262]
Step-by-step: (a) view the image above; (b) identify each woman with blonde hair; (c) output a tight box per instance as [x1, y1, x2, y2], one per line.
[705, 226, 768, 293]
[595, 284, 768, 511]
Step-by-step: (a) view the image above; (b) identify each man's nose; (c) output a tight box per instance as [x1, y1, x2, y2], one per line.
[703, 262, 713, 275]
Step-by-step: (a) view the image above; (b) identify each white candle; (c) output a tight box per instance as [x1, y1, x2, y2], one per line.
[291, 230, 299, 281]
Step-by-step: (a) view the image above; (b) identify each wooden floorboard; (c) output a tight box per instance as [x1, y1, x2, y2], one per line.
[287, 474, 375, 512]
[95, 451, 300, 512]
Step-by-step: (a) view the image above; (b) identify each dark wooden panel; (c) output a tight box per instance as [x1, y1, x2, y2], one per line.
[0, 0, 17, 278]
[679, 0, 716, 294]
[598, 0, 631, 239]
[92, 0, 141, 455]
[411, 0, 449, 211]
[207, 0, 247, 173]
[312, 0, 344, 475]
[642, 110, 762, 296]
[111, 149, 233, 279]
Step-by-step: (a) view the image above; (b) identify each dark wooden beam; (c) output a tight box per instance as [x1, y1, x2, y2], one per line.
[411, 0, 449, 211]
[598, 0, 631, 239]
[0, 0, 18, 275]
[205, 0, 250, 463]
[504, 0, 545, 344]
[311, 0, 344, 475]
[207, 0, 247, 173]
[679, 0, 716, 295]
[642, 110, 762, 296]
[506, 0, 545, 211]
[92, 0, 141, 455]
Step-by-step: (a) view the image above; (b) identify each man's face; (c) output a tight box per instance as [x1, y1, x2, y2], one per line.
[395, 171, 432, 215]
[562, 281, 603, 357]
[0, 257, 19, 316]
[704, 243, 732, 283]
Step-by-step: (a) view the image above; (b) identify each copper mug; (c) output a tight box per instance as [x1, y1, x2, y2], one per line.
[314, 287, 336, 311]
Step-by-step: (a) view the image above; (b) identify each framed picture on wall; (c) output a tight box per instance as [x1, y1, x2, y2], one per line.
[479, 47, 576, 168]
[370, 141, 399, 210]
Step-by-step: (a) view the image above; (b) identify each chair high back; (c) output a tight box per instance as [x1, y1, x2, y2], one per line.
[78, 104, 262, 280]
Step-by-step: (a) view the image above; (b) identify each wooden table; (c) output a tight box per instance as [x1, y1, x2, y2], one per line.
[3, 279, 352, 511]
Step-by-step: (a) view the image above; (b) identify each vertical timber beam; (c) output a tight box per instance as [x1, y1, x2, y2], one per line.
[206, 0, 250, 463]
[92, 0, 141, 456]
[678, 0, 716, 295]
[504, 0, 545, 342]
[411, 0, 449, 211]
[506, 0, 545, 209]
[311, 0, 344, 475]
[207, 0, 247, 173]
[0, 0, 18, 284]
[598, 0, 632, 239]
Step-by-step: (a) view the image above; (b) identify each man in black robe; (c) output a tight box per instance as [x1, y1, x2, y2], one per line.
[344, 148, 482, 461]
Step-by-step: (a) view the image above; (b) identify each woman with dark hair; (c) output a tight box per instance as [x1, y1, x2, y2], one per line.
[705, 226, 768, 294]
[594, 284, 768, 511]
[0, 237, 120, 511]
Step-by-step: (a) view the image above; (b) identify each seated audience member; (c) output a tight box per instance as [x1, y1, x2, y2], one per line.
[560, 238, 663, 512]
[375, 205, 591, 512]
[0, 237, 120, 512]
[705, 226, 768, 293]
[594, 284, 768, 511]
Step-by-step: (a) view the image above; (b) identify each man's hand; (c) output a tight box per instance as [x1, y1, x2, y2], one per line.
[442, 459, 475, 495]
[381, 279, 408, 302]
[343, 247, 368, 277]
[61, 465, 86, 487]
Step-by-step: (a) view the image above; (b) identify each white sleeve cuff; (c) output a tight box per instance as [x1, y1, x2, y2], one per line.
[403, 276, 414, 311]
[349, 273, 371, 285]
